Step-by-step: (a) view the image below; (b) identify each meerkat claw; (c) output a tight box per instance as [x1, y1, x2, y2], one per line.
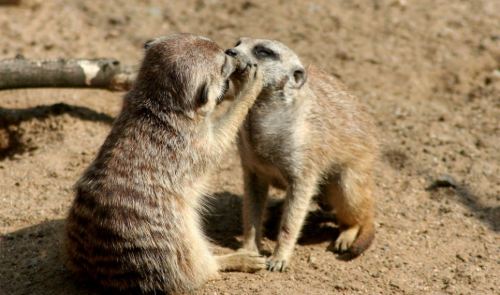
[266, 258, 288, 272]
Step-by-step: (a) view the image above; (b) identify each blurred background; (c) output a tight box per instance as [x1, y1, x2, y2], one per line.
[0, 0, 498, 294]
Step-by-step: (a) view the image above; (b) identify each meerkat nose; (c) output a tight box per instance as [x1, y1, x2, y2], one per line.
[225, 48, 238, 57]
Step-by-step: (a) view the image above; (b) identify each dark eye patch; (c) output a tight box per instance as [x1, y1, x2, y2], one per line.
[253, 44, 279, 60]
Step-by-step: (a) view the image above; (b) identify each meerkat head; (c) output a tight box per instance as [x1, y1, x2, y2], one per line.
[226, 38, 307, 96]
[130, 33, 237, 119]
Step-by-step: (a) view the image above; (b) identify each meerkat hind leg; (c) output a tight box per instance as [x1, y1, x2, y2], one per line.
[241, 169, 269, 253]
[216, 250, 266, 273]
[324, 168, 375, 257]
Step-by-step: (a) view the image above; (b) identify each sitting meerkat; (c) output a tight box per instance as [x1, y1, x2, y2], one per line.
[226, 38, 378, 271]
[65, 34, 264, 294]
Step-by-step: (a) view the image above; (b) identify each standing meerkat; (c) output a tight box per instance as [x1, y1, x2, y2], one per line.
[226, 38, 378, 271]
[65, 33, 265, 294]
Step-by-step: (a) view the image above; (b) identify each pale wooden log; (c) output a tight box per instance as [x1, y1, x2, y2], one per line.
[0, 57, 136, 91]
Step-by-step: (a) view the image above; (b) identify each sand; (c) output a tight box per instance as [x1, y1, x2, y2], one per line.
[0, 0, 498, 294]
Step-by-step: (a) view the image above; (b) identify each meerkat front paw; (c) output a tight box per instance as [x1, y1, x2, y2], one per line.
[266, 256, 288, 272]
[239, 63, 263, 96]
[230, 60, 263, 99]
[333, 225, 360, 253]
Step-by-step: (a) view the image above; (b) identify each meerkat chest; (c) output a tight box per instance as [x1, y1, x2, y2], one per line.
[239, 103, 304, 188]
[246, 104, 296, 152]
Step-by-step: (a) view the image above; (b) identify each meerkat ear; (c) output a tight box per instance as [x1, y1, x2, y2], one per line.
[144, 39, 156, 50]
[290, 67, 307, 89]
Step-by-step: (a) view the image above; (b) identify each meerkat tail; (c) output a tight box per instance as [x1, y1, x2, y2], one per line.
[344, 221, 375, 259]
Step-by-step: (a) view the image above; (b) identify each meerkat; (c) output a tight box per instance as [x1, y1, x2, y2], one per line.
[226, 38, 378, 272]
[64, 33, 265, 294]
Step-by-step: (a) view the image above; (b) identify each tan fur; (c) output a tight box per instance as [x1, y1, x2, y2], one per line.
[65, 34, 264, 294]
[228, 38, 378, 271]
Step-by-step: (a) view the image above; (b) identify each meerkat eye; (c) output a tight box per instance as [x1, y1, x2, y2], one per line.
[253, 45, 278, 60]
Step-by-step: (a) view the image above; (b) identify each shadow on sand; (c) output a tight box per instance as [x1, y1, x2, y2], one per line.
[426, 176, 499, 233]
[0, 219, 100, 295]
[0, 191, 339, 294]
[450, 187, 500, 232]
[204, 191, 340, 250]
[0, 103, 114, 160]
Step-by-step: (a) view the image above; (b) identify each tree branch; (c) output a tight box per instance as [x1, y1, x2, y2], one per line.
[0, 57, 137, 91]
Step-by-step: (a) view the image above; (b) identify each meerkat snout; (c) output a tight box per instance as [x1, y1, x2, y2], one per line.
[225, 48, 238, 57]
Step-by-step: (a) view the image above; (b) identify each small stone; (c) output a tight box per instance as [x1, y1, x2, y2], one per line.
[108, 17, 122, 25]
[307, 254, 315, 264]
[43, 43, 54, 50]
[389, 281, 401, 289]
[456, 254, 466, 262]
[426, 174, 458, 190]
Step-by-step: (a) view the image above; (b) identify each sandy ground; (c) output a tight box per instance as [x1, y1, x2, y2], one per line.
[0, 0, 499, 294]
